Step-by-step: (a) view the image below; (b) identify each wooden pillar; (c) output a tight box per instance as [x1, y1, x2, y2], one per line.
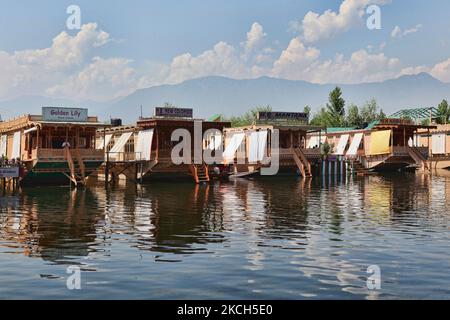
[290, 130, 293, 148]
[403, 127, 406, 146]
[105, 150, 110, 188]
[390, 129, 394, 153]
[76, 127, 79, 149]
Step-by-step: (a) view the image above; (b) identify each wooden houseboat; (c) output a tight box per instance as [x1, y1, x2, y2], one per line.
[415, 124, 450, 169]
[0, 107, 108, 186]
[222, 111, 324, 178]
[98, 107, 231, 183]
[306, 118, 437, 173]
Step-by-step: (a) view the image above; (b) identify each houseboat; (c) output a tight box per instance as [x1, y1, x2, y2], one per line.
[222, 111, 324, 178]
[0, 107, 108, 186]
[306, 118, 437, 173]
[97, 107, 231, 183]
[415, 124, 450, 169]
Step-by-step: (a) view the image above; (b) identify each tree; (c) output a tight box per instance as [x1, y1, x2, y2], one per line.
[303, 105, 311, 123]
[163, 102, 176, 108]
[310, 107, 332, 127]
[326, 87, 346, 126]
[360, 98, 379, 123]
[436, 99, 449, 124]
[378, 108, 386, 121]
[346, 103, 363, 127]
[320, 141, 334, 159]
[228, 105, 272, 127]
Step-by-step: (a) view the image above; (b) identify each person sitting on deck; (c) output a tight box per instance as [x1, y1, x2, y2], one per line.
[62, 141, 71, 149]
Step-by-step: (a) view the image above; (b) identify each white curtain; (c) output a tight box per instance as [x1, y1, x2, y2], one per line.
[135, 129, 154, 160]
[346, 133, 363, 156]
[210, 133, 222, 150]
[12, 132, 21, 159]
[432, 133, 446, 154]
[223, 133, 245, 162]
[109, 132, 133, 154]
[334, 134, 349, 155]
[0, 135, 7, 157]
[96, 134, 113, 150]
[205, 131, 222, 150]
[248, 130, 268, 162]
[307, 135, 326, 148]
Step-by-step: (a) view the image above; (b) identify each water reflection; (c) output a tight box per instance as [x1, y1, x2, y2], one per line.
[0, 172, 449, 299]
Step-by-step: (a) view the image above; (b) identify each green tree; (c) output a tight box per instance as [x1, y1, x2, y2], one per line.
[310, 107, 332, 127]
[378, 108, 386, 121]
[326, 87, 346, 126]
[436, 99, 449, 124]
[360, 98, 379, 123]
[163, 102, 176, 108]
[303, 105, 311, 123]
[346, 103, 363, 127]
[228, 105, 272, 127]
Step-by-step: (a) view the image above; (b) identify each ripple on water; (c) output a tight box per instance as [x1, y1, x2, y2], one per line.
[0, 173, 450, 299]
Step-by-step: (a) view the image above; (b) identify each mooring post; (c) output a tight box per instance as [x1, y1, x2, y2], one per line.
[105, 151, 110, 188]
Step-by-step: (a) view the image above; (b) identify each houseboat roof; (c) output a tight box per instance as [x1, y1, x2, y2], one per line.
[136, 117, 231, 127]
[224, 124, 323, 132]
[370, 119, 436, 130]
[0, 114, 108, 134]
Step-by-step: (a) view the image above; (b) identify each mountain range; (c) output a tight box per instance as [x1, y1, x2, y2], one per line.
[0, 72, 448, 124]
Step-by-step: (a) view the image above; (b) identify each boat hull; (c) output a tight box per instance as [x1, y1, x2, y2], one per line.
[21, 161, 103, 186]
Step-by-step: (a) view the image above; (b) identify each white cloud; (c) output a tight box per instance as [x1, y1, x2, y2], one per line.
[270, 37, 402, 84]
[0, 23, 113, 100]
[300, 0, 391, 43]
[2, 18, 450, 103]
[46, 57, 137, 101]
[243, 22, 266, 58]
[271, 37, 320, 79]
[430, 58, 450, 82]
[309, 50, 402, 84]
[165, 41, 251, 84]
[391, 24, 422, 38]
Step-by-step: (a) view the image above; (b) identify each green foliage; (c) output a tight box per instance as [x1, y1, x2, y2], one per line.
[310, 87, 346, 127]
[345, 98, 386, 127]
[346, 103, 363, 127]
[436, 99, 450, 124]
[303, 105, 311, 119]
[310, 107, 332, 126]
[421, 118, 431, 126]
[320, 141, 334, 159]
[163, 102, 176, 108]
[227, 105, 272, 127]
[378, 109, 386, 120]
[326, 87, 346, 126]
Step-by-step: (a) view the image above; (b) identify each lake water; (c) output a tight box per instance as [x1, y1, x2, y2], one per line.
[1, 172, 449, 299]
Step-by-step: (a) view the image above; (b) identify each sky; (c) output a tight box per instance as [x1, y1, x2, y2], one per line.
[1, 0, 450, 102]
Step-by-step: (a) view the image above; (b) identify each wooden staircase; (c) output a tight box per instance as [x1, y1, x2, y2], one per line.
[64, 147, 86, 187]
[408, 147, 429, 171]
[349, 158, 371, 175]
[191, 163, 210, 183]
[291, 148, 312, 178]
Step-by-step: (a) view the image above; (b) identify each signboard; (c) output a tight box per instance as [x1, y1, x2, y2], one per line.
[154, 107, 193, 118]
[257, 111, 309, 123]
[42, 107, 88, 122]
[379, 118, 413, 125]
[0, 167, 19, 178]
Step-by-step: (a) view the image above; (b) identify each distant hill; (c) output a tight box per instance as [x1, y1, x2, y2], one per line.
[1, 73, 449, 124]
